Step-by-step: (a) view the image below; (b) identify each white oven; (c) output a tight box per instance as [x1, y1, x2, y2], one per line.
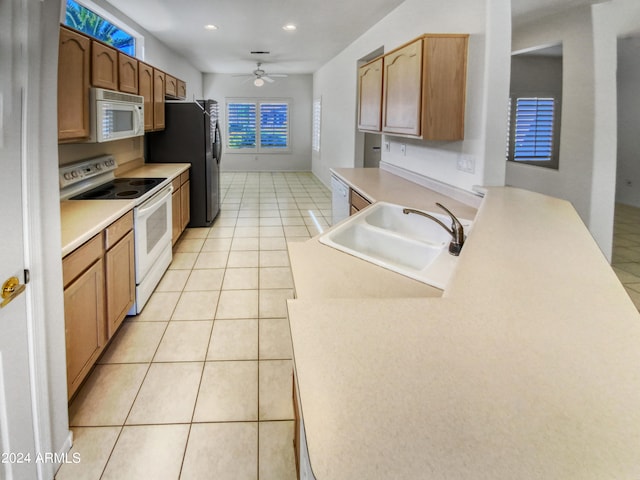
[130, 183, 173, 314]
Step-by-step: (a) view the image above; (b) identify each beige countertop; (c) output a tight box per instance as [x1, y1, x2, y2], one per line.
[287, 172, 640, 478]
[60, 163, 188, 256]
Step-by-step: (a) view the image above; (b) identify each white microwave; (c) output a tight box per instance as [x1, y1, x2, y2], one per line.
[88, 88, 144, 143]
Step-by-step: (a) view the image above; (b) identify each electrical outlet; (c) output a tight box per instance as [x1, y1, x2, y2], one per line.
[400, 144, 406, 156]
[457, 154, 476, 174]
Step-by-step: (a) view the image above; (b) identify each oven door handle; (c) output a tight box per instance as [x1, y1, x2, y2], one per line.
[137, 185, 173, 216]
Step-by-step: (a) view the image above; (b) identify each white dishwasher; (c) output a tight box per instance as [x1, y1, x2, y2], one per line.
[331, 174, 350, 225]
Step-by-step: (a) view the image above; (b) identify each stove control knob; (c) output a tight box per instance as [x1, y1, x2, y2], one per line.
[64, 172, 72, 180]
[96, 164, 103, 171]
[71, 171, 79, 179]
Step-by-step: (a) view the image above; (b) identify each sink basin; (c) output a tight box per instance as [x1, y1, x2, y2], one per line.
[319, 202, 472, 289]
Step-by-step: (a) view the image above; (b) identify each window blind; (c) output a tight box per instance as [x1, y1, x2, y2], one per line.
[259, 103, 288, 148]
[513, 97, 555, 161]
[227, 103, 256, 149]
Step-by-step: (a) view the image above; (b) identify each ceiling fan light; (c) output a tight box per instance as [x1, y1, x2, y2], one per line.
[254, 77, 265, 87]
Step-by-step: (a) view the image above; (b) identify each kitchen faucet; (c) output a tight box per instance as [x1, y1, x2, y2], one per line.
[402, 203, 465, 255]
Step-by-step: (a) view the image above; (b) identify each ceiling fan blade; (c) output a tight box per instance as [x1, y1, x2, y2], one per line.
[232, 73, 253, 77]
[268, 74, 288, 78]
[262, 76, 275, 83]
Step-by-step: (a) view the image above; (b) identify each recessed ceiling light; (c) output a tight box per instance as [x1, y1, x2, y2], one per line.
[282, 24, 297, 31]
[204, 24, 218, 30]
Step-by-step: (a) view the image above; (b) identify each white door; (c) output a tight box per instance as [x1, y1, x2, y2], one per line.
[0, 0, 38, 478]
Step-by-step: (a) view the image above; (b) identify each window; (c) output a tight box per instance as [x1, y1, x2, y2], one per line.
[64, 0, 137, 56]
[507, 96, 559, 169]
[312, 97, 321, 153]
[226, 99, 290, 153]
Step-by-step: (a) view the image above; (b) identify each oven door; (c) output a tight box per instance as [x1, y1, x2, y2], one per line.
[134, 184, 173, 283]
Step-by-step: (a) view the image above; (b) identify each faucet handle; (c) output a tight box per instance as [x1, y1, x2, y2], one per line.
[435, 203, 465, 252]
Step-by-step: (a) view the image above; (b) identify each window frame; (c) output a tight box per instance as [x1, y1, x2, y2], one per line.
[507, 93, 561, 170]
[61, 0, 144, 59]
[225, 98, 292, 154]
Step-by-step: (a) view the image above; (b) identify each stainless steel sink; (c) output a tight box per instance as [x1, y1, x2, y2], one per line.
[319, 202, 472, 289]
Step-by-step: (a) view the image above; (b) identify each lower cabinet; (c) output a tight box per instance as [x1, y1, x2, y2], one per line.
[171, 170, 191, 245]
[62, 211, 134, 400]
[349, 188, 372, 216]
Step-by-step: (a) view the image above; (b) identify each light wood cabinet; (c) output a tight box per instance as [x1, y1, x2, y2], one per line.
[63, 234, 105, 400]
[118, 53, 138, 94]
[357, 57, 383, 132]
[58, 26, 91, 142]
[138, 61, 154, 131]
[105, 212, 135, 337]
[177, 79, 187, 100]
[165, 74, 178, 98]
[171, 171, 191, 245]
[153, 69, 166, 130]
[349, 188, 371, 215]
[91, 41, 118, 90]
[62, 212, 135, 400]
[381, 34, 468, 140]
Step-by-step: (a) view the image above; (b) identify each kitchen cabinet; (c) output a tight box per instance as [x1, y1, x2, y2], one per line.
[165, 74, 178, 98]
[357, 57, 383, 132]
[118, 52, 138, 94]
[58, 26, 91, 142]
[104, 212, 135, 338]
[62, 234, 105, 400]
[91, 41, 118, 90]
[153, 69, 166, 130]
[177, 79, 187, 100]
[171, 171, 191, 245]
[382, 34, 468, 140]
[138, 61, 154, 131]
[349, 188, 371, 216]
[62, 212, 135, 399]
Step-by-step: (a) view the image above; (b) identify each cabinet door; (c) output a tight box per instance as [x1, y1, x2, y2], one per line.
[58, 26, 91, 141]
[138, 62, 154, 131]
[382, 38, 423, 136]
[64, 259, 105, 399]
[153, 69, 166, 130]
[165, 74, 178, 98]
[177, 79, 187, 100]
[91, 41, 118, 90]
[181, 179, 190, 231]
[118, 53, 138, 94]
[358, 57, 383, 132]
[105, 230, 135, 338]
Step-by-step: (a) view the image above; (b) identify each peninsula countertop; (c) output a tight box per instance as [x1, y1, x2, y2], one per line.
[60, 163, 189, 256]
[287, 173, 640, 478]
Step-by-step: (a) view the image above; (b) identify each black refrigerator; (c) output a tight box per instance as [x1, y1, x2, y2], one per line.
[146, 100, 221, 227]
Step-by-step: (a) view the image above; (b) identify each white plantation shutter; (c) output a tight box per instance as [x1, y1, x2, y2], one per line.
[260, 102, 289, 149]
[227, 102, 256, 149]
[513, 97, 555, 161]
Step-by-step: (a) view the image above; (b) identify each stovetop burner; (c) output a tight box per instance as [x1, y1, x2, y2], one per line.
[71, 178, 165, 200]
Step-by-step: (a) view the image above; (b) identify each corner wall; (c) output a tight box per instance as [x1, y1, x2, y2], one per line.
[203, 73, 313, 172]
[311, 0, 512, 190]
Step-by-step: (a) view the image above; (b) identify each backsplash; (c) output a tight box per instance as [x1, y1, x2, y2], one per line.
[58, 136, 144, 175]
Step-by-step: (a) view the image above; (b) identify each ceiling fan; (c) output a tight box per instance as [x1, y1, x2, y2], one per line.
[233, 62, 288, 86]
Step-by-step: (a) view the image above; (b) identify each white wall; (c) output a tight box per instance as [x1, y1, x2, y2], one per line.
[615, 37, 640, 206]
[203, 73, 313, 172]
[506, 0, 640, 260]
[311, 0, 512, 190]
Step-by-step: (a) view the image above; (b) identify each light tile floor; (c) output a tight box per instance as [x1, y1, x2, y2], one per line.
[612, 203, 640, 310]
[57, 171, 331, 480]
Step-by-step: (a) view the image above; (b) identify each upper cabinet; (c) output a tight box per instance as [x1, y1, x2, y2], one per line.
[58, 26, 91, 142]
[91, 41, 118, 90]
[118, 52, 138, 94]
[357, 57, 383, 132]
[359, 34, 468, 141]
[57, 25, 187, 141]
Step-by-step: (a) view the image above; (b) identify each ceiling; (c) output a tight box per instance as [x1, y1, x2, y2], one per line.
[103, 0, 610, 75]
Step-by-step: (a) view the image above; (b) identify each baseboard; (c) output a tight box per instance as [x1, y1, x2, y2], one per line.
[379, 161, 483, 208]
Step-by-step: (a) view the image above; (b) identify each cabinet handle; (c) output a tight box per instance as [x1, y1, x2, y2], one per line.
[1, 276, 26, 309]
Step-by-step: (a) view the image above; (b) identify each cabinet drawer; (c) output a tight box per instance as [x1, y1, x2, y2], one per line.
[350, 189, 371, 212]
[105, 211, 133, 250]
[62, 233, 103, 288]
[172, 177, 181, 191]
[180, 171, 189, 185]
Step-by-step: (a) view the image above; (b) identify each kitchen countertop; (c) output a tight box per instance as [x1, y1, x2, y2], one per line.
[60, 163, 189, 256]
[287, 171, 640, 478]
